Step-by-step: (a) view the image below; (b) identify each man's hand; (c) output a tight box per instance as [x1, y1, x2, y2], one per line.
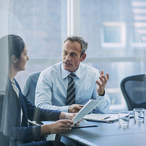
[96, 70, 109, 96]
[68, 104, 83, 113]
[59, 112, 76, 120]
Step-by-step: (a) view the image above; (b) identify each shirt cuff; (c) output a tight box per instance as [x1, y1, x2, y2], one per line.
[98, 90, 105, 96]
[97, 92, 108, 100]
[59, 106, 70, 112]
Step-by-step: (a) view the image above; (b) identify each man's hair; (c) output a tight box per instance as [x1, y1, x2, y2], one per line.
[64, 36, 88, 56]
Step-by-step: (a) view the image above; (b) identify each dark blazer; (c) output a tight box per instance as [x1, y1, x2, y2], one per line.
[1, 78, 61, 146]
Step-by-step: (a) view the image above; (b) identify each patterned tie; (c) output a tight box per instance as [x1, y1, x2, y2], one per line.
[66, 73, 76, 105]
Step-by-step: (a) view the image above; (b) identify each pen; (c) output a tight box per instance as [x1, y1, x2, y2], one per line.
[102, 116, 110, 120]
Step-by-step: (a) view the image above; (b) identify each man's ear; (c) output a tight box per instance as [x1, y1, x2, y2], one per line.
[80, 53, 86, 62]
[11, 55, 17, 63]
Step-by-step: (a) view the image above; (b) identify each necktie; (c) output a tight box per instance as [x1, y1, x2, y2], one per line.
[66, 73, 76, 105]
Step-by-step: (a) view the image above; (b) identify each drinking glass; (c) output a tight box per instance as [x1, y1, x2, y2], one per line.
[118, 111, 130, 128]
[133, 108, 145, 124]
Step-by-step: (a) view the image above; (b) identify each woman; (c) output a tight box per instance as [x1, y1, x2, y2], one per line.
[0, 35, 75, 146]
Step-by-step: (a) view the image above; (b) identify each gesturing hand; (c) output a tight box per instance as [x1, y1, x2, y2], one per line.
[96, 70, 109, 95]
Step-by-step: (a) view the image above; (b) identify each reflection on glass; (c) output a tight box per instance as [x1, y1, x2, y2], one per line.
[103, 26, 121, 43]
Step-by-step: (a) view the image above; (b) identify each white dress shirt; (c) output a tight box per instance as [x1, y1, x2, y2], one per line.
[35, 62, 111, 113]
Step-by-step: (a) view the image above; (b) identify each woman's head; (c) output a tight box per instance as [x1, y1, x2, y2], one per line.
[0, 34, 29, 71]
[1, 34, 25, 59]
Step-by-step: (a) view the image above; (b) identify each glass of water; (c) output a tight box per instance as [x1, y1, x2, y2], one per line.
[133, 108, 145, 124]
[118, 111, 130, 128]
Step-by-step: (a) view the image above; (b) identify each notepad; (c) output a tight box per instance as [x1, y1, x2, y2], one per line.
[83, 113, 119, 123]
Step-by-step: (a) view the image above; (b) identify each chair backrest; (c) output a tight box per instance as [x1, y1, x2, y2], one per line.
[0, 93, 10, 146]
[23, 71, 41, 104]
[120, 74, 146, 110]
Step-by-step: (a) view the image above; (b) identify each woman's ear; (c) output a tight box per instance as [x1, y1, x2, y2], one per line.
[11, 55, 17, 63]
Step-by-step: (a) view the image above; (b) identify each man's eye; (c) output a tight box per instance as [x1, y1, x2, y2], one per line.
[72, 54, 76, 57]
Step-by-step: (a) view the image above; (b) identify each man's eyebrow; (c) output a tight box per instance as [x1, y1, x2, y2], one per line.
[70, 52, 77, 56]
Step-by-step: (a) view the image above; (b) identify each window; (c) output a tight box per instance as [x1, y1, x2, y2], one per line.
[131, 23, 146, 47]
[102, 22, 126, 47]
[79, 0, 146, 111]
[1, 0, 146, 111]
[0, 0, 67, 88]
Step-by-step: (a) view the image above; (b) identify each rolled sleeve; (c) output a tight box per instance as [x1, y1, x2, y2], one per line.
[93, 92, 111, 114]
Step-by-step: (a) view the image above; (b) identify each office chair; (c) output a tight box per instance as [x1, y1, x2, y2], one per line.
[120, 74, 146, 110]
[23, 71, 41, 104]
[0, 93, 10, 146]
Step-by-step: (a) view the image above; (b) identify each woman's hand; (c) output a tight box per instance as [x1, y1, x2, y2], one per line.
[41, 119, 74, 135]
[48, 119, 74, 134]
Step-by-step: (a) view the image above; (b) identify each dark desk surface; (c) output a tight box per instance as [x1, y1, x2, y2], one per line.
[61, 117, 146, 146]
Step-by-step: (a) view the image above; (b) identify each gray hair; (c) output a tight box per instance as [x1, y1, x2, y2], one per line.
[64, 36, 88, 56]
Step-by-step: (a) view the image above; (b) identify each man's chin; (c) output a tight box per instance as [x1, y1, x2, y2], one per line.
[63, 66, 72, 72]
[64, 67, 70, 71]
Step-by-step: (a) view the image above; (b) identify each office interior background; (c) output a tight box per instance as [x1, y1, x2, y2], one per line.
[0, 0, 146, 111]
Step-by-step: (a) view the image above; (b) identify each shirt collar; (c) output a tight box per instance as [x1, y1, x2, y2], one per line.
[61, 62, 81, 79]
[10, 78, 15, 84]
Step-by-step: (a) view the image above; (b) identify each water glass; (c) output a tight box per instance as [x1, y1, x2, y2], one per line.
[118, 111, 130, 128]
[133, 108, 145, 124]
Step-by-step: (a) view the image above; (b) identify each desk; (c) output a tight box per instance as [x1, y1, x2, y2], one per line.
[61, 117, 146, 146]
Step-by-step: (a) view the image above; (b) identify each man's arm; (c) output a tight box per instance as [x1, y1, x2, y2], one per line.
[35, 72, 69, 112]
[92, 70, 111, 113]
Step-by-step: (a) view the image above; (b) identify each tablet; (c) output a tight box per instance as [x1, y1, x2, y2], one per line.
[72, 100, 102, 124]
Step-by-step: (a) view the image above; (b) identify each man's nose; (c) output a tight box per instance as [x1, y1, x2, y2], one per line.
[65, 54, 71, 60]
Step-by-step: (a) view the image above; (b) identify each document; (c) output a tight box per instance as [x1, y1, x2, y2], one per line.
[72, 100, 102, 124]
[83, 113, 119, 123]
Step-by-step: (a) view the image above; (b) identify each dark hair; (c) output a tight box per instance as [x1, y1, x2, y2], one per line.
[0, 34, 25, 62]
[64, 36, 88, 56]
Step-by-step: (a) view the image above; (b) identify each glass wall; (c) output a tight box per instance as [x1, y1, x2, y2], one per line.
[0, 0, 67, 88]
[0, 0, 146, 111]
[80, 0, 146, 110]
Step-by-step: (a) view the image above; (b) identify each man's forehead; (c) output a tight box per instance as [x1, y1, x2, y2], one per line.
[63, 47, 81, 54]
[63, 41, 81, 51]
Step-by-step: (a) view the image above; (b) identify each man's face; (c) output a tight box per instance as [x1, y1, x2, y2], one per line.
[62, 40, 86, 72]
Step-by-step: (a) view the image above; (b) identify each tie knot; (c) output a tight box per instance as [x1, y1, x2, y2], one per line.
[68, 73, 76, 79]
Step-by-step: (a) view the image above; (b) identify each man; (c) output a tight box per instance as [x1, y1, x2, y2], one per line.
[35, 36, 110, 114]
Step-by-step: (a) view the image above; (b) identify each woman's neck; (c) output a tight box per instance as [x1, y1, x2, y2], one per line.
[9, 65, 18, 80]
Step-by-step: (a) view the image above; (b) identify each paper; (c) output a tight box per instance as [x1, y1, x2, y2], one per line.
[72, 100, 102, 124]
[83, 113, 118, 123]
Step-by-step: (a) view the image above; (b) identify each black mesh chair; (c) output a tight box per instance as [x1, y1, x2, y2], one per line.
[120, 74, 146, 110]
